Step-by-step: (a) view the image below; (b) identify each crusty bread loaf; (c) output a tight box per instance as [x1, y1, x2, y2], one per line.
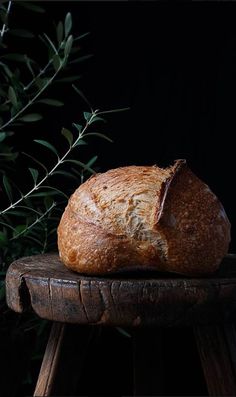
[57, 160, 231, 275]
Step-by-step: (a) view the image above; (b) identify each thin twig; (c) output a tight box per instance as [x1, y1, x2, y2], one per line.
[0, 113, 93, 214]
[0, 1, 12, 40]
[24, 39, 64, 92]
[0, 107, 128, 215]
[10, 201, 56, 241]
[0, 61, 64, 131]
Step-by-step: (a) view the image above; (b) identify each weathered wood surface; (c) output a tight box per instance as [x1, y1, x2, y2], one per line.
[194, 324, 236, 395]
[6, 253, 236, 326]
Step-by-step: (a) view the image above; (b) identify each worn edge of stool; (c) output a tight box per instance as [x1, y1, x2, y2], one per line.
[5, 253, 236, 327]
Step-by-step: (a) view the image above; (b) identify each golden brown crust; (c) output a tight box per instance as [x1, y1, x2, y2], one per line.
[57, 160, 231, 275]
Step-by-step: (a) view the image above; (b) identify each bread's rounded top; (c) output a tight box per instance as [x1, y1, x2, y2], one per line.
[58, 160, 231, 275]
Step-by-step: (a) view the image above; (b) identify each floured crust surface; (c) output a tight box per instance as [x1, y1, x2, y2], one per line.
[57, 160, 231, 275]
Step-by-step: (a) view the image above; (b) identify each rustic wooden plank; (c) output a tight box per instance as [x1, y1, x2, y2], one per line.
[34, 322, 65, 396]
[133, 328, 164, 395]
[6, 253, 236, 326]
[194, 324, 236, 395]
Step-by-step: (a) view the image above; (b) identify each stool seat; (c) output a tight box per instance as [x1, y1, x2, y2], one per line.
[5, 253, 236, 396]
[6, 253, 236, 326]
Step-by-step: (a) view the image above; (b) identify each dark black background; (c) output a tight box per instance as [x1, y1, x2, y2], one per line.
[5, 2, 236, 396]
[15, 1, 235, 250]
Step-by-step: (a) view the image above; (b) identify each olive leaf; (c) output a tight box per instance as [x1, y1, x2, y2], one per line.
[61, 127, 73, 146]
[34, 139, 59, 157]
[64, 12, 72, 38]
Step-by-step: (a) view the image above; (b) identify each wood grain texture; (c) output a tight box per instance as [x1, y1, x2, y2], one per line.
[34, 322, 65, 396]
[6, 253, 236, 326]
[194, 324, 236, 395]
[34, 323, 94, 397]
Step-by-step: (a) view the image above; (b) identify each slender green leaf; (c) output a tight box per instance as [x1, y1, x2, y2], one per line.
[19, 2, 45, 13]
[43, 33, 57, 54]
[29, 168, 39, 185]
[74, 32, 90, 41]
[56, 21, 63, 44]
[6, 210, 28, 217]
[52, 170, 77, 180]
[72, 84, 92, 109]
[44, 195, 54, 210]
[0, 132, 6, 142]
[10, 29, 34, 38]
[2, 53, 27, 62]
[35, 77, 49, 90]
[83, 111, 92, 122]
[89, 116, 106, 124]
[13, 224, 27, 238]
[22, 152, 48, 173]
[85, 132, 113, 143]
[19, 113, 42, 122]
[3, 174, 13, 202]
[34, 139, 59, 157]
[61, 127, 73, 146]
[0, 231, 7, 247]
[38, 99, 64, 107]
[40, 186, 68, 199]
[64, 35, 73, 57]
[116, 327, 131, 338]
[0, 61, 12, 78]
[99, 107, 130, 115]
[86, 155, 98, 168]
[65, 159, 96, 174]
[8, 86, 17, 107]
[0, 221, 15, 231]
[30, 191, 59, 198]
[65, 12, 72, 37]
[74, 139, 87, 146]
[52, 54, 61, 71]
[69, 54, 93, 65]
[72, 123, 82, 134]
[56, 75, 81, 83]
[24, 55, 35, 77]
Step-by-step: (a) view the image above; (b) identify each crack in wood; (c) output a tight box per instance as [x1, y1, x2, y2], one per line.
[48, 278, 54, 321]
[78, 280, 89, 322]
[6, 254, 236, 326]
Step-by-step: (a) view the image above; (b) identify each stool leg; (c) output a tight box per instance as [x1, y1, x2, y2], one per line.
[34, 322, 93, 396]
[194, 324, 236, 396]
[132, 328, 164, 396]
[34, 322, 65, 396]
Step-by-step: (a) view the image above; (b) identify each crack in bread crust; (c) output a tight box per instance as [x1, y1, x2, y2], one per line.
[58, 160, 231, 275]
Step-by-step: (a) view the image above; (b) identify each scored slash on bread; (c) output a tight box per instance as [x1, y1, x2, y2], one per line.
[57, 159, 231, 276]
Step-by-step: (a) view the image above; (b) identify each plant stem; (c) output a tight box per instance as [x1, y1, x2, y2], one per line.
[24, 41, 64, 92]
[0, 1, 12, 41]
[10, 201, 56, 241]
[0, 108, 126, 216]
[0, 61, 64, 131]
[0, 114, 94, 215]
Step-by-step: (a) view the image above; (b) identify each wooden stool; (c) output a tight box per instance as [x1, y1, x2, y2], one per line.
[6, 253, 236, 396]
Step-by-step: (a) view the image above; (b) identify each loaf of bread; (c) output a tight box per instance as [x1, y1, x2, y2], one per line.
[57, 160, 231, 276]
